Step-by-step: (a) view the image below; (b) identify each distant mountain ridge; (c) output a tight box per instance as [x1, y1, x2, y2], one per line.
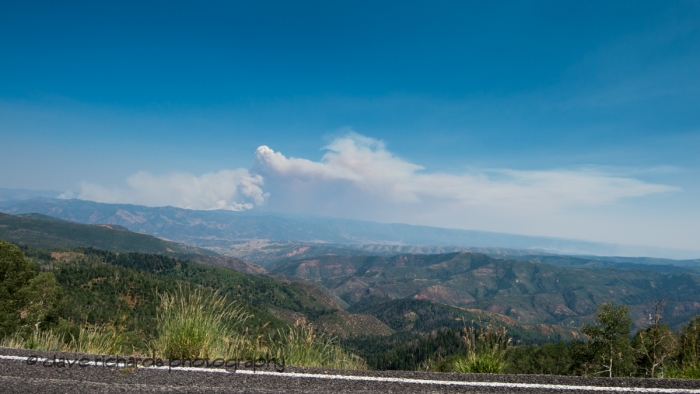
[0, 187, 62, 202]
[0, 212, 266, 275]
[1, 197, 697, 260]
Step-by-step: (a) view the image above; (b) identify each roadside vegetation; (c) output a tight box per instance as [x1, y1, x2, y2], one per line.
[427, 325, 511, 373]
[404, 301, 700, 378]
[501, 301, 700, 378]
[2, 238, 700, 377]
[454, 326, 510, 373]
[0, 240, 364, 369]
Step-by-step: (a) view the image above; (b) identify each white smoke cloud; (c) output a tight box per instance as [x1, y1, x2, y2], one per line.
[75, 169, 267, 211]
[67, 133, 679, 246]
[254, 132, 678, 213]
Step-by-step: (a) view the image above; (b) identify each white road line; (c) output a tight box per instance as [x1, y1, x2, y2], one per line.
[1, 354, 699, 393]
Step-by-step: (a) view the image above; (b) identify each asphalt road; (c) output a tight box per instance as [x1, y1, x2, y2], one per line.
[3, 347, 700, 393]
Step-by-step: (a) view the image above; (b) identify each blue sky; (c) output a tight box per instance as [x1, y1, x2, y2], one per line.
[1, 1, 699, 254]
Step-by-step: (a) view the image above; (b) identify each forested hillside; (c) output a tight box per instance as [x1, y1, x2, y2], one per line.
[19, 246, 392, 339]
[0, 212, 210, 255]
[4, 241, 566, 351]
[272, 252, 700, 329]
[0, 212, 265, 275]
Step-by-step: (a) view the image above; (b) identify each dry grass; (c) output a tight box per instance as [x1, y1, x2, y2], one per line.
[2, 285, 366, 370]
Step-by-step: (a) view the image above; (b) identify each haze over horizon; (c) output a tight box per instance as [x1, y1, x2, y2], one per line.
[2, 1, 699, 253]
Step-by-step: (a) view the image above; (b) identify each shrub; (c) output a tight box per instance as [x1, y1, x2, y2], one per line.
[665, 364, 700, 379]
[504, 342, 572, 375]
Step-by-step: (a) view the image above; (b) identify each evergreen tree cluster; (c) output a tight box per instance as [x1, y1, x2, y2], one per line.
[504, 301, 700, 378]
[0, 240, 62, 338]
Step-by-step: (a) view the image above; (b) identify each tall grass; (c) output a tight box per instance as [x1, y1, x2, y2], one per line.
[68, 325, 126, 355]
[152, 286, 365, 369]
[152, 285, 248, 360]
[204, 322, 365, 370]
[0, 325, 124, 354]
[2, 284, 367, 370]
[665, 364, 700, 379]
[267, 321, 366, 370]
[452, 325, 511, 374]
[0, 330, 64, 351]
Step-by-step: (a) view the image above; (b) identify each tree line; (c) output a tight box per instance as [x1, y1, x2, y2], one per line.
[505, 301, 700, 378]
